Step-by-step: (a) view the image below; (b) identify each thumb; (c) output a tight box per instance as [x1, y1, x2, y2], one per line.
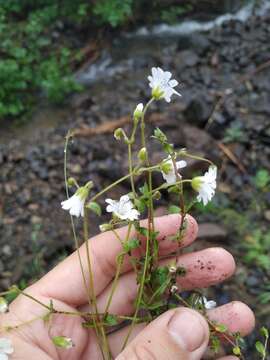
[117, 308, 209, 360]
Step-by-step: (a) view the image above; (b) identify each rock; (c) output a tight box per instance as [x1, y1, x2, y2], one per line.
[184, 95, 212, 126]
[189, 34, 211, 56]
[264, 210, 270, 222]
[197, 223, 228, 242]
[178, 50, 200, 68]
[2, 245, 12, 257]
[31, 215, 42, 224]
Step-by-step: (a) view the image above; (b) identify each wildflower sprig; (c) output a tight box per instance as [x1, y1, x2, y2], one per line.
[1, 67, 266, 360]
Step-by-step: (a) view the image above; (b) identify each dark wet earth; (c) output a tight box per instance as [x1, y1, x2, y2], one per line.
[1, 7, 270, 359]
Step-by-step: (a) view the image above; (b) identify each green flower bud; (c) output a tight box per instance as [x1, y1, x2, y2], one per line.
[152, 191, 161, 200]
[52, 336, 74, 349]
[137, 147, 147, 162]
[113, 128, 128, 141]
[67, 177, 77, 187]
[99, 223, 113, 232]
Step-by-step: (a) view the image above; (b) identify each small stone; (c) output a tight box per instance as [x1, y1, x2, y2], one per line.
[31, 215, 42, 224]
[198, 223, 228, 242]
[2, 245, 12, 257]
[264, 210, 270, 222]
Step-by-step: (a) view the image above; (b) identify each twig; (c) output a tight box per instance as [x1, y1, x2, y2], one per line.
[73, 113, 164, 137]
[217, 142, 247, 174]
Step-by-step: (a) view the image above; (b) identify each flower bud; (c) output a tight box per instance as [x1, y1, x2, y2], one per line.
[137, 147, 147, 162]
[114, 128, 124, 141]
[152, 191, 161, 200]
[52, 336, 74, 349]
[99, 223, 113, 232]
[67, 177, 77, 187]
[170, 285, 178, 294]
[169, 266, 177, 274]
[0, 297, 8, 313]
[133, 103, 144, 121]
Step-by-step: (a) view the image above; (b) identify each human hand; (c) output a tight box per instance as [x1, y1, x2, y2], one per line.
[0, 214, 254, 359]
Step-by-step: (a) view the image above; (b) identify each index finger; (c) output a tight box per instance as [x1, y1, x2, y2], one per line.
[34, 214, 198, 306]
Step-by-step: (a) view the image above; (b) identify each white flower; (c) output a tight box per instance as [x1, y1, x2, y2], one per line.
[133, 103, 144, 120]
[0, 338, 14, 360]
[105, 195, 139, 221]
[61, 182, 93, 218]
[195, 296, 217, 310]
[148, 67, 181, 102]
[192, 166, 217, 206]
[161, 158, 187, 185]
[0, 298, 8, 314]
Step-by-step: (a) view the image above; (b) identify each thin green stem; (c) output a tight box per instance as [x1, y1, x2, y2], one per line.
[152, 179, 192, 193]
[64, 133, 88, 295]
[178, 151, 214, 166]
[121, 98, 155, 350]
[104, 224, 132, 316]
[83, 208, 110, 359]
[128, 143, 136, 196]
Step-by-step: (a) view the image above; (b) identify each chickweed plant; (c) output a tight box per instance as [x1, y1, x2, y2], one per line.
[0, 67, 268, 359]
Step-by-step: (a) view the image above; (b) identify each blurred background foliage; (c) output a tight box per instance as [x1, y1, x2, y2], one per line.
[0, 0, 250, 120]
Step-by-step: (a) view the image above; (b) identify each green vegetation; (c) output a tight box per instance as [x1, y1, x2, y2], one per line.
[223, 123, 246, 143]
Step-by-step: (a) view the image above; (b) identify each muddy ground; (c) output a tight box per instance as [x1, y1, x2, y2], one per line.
[0, 7, 270, 359]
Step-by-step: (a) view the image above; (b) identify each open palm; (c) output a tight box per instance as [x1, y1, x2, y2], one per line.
[1, 214, 254, 359]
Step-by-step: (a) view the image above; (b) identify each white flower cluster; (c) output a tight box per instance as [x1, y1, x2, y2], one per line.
[61, 67, 217, 221]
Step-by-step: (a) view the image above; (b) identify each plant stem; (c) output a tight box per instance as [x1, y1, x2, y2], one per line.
[83, 207, 111, 359]
[178, 151, 214, 166]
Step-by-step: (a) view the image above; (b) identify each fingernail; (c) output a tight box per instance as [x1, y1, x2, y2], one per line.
[168, 310, 206, 352]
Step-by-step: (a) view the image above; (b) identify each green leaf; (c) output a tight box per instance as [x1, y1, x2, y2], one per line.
[151, 266, 169, 287]
[168, 205, 181, 214]
[215, 323, 228, 333]
[104, 314, 118, 326]
[153, 127, 167, 143]
[136, 226, 148, 237]
[210, 336, 221, 353]
[255, 341, 266, 356]
[260, 327, 269, 339]
[134, 198, 146, 213]
[87, 201, 102, 216]
[139, 182, 149, 196]
[254, 169, 270, 189]
[123, 238, 140, 252]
